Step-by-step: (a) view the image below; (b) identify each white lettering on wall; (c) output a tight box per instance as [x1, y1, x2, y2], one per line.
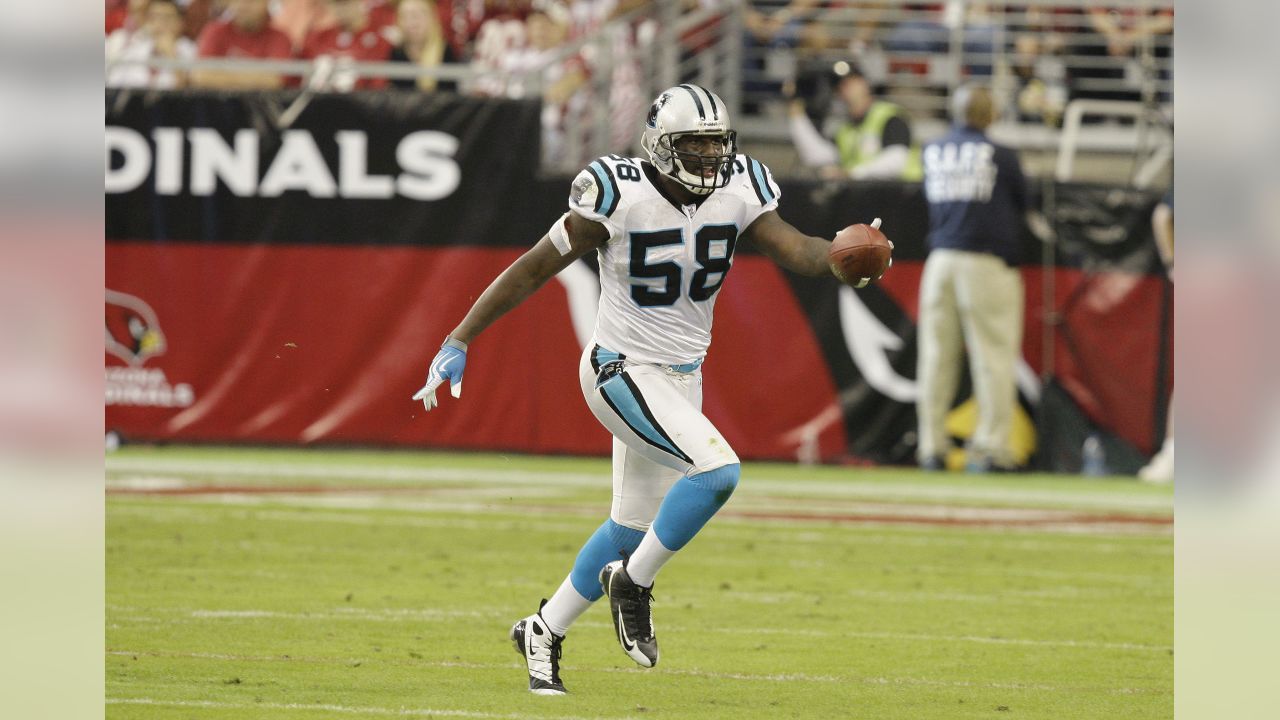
[396, 131, 462, 201]
[336, 131, 395, 198]
[105, 126, 464, 201]
[153, 128, 184, 196]
[259, 130, 338, 198]
[189, 128, 259, 196]
[105, 127, 151, 193]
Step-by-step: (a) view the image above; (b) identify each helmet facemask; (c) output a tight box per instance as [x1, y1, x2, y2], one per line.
[654, 131, 737, 195]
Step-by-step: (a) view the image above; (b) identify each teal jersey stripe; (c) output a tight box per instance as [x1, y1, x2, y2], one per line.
[749, 158, 775, 204]
[589, 160, 620, 217]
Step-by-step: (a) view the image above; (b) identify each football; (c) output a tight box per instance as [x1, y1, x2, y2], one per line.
[828, 222, 892, 286]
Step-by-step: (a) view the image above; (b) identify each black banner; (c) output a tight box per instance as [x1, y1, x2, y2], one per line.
[106, 90, 543, 246]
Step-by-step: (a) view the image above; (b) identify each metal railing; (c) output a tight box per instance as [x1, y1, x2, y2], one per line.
[106, 1, 1172, 176]
[741, 0, 1173, 123]
[105, 3, 747, 175]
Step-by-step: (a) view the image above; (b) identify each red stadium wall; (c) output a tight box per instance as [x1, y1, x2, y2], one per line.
[106, 243, 848, 461]
[105, 91, 1172, 469]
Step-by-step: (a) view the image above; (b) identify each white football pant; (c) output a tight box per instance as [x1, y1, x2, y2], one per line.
[578, 343, 740, 531]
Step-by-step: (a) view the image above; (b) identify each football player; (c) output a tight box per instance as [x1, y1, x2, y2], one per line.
[413, 85, 885, 694]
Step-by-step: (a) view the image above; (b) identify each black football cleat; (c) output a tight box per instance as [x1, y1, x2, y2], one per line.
[599, 560, 659, 667]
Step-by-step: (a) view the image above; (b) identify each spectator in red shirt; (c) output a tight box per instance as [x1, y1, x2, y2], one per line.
[193, 0, 295, 89]
[274, 0, 396, 49]
[301, 0, 395, 90]
[364, 0, 399, 34]
[182, 0, 218, 42]
[106, 0, 149, 35]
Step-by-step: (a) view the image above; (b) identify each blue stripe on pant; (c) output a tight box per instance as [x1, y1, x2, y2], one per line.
[597, 372, 693, 464]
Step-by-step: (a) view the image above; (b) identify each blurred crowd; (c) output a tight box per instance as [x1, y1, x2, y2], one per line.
[105, 2, 1173, 125]
[104, 0, 1174, 171]
[104, 0, 667, 160]
[104, 0, 660, 92]
[746, 1, 1172, 125]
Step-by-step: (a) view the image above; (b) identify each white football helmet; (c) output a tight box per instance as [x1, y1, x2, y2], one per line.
[641, 85, 737, 195]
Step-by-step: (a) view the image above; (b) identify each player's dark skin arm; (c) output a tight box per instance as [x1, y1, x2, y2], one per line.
[741, 210, 835, 278]
[449, 212, 608, 345]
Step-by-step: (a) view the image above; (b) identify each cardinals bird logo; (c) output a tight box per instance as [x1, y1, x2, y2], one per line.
[105, 289, 167, 366]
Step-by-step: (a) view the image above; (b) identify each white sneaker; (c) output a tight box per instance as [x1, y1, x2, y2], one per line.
[509, 602, 566, 695]
[1139, 442, 1174, 483]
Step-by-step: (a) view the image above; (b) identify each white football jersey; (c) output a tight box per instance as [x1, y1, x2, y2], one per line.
[560, 154, 781, 366]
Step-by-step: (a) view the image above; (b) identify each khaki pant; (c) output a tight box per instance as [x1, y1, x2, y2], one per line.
[916, 249, 1024, 466]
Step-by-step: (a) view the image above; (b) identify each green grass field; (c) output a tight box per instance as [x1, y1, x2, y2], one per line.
[106, 446, 1172, 719]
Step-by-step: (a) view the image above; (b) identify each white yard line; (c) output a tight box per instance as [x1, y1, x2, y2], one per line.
[106, 609, 1169, 652]
[105, 457, 1172, 512]
[105, 697, 616, 720]
[712, 627, 1169, 652]
[106, 651, 1165, 696]
[106, 501, 1174, 548]
[111, 490, 1171, 535]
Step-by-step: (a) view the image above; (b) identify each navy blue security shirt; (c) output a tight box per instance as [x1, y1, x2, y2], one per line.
[922, 126, 1028, 266]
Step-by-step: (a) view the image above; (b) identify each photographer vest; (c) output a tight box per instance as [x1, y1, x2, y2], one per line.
[834, 101, 923, 181]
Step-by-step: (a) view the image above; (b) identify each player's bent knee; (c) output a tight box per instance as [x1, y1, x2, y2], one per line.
[690, 462, 740, 498]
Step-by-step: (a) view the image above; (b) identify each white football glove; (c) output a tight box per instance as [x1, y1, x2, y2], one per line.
[412, 337, 467, 411]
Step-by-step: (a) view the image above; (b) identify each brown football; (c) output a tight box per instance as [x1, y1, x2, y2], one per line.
[828, 223, 892, 286]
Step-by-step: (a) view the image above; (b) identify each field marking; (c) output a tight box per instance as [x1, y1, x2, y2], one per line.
[106, 481, 1171, 536]
[105, 457, 1173, 512]
[106, 608, 1169, 652]
[689, 585, 1168, 607]
[108, 481, 1171, 531]
[106, 697, 620, 720]
[107, 651, 1166, 696]
[107, 501, 1175, 550]
[712, 626, 1170, 652]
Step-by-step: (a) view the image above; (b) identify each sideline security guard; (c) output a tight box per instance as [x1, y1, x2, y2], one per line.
[916, 84, 1028, 473]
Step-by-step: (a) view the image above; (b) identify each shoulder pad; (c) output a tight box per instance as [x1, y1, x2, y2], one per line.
[573, 157, 623, 218]
[734, 154, 779, 207]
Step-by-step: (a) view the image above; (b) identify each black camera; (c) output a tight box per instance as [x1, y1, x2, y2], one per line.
[793, 58, 862, 126]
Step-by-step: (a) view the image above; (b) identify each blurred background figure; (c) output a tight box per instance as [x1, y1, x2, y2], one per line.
[1006, 33, 1070, 127]
[1075, 2, 1173, 103]
[106, 0, 150, 35]
[181, 0, 218, 41]
[916, 84, 1028, 473]
[192, 0, 294, 89]
[554, 0, 652, 154]
[742, 0, 823, 114]
[106, 0, 197, 89]
[300, 0, 395, 91]
[500, 3, 588, 163]
[388, 0, 460, 92]
[468, 0, 533, 96]
[273, 0, 398, 50]
[1140, 186, 1174, 483]
[787, 59, 921, 181]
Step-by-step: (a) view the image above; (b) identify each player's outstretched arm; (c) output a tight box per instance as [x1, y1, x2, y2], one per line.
[412, 212, 608, 410]
[741, 210, 835, 278]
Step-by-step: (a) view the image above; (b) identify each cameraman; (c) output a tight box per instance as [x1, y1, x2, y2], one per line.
[787, 59, 922, 181]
